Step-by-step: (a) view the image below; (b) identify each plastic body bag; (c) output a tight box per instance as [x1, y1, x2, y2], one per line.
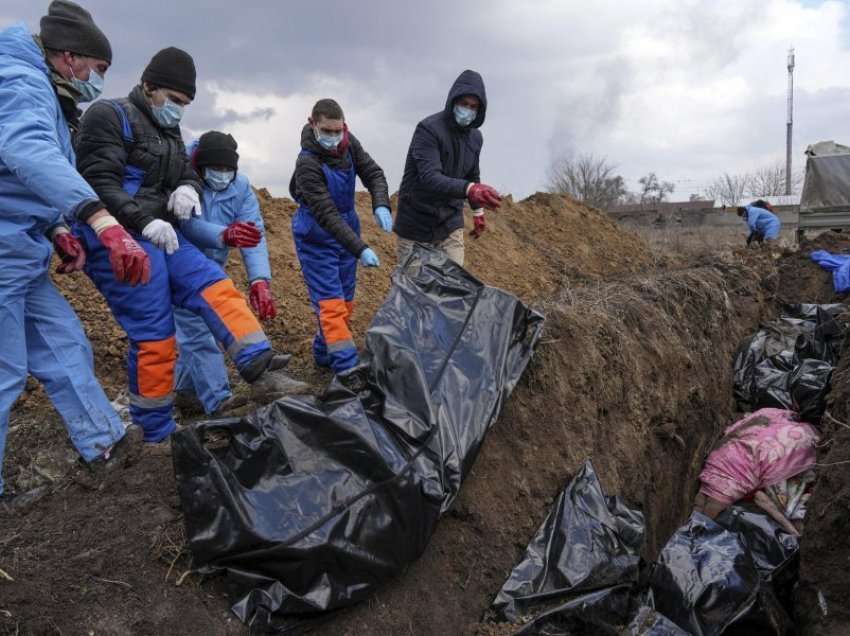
[626, 606, 691, 635]
[651, 508, 798, 636]
[732, 304, 844, 422]
[172, 246, 543, 626]
[491, 460, 645, 626]
[650, 513, 762, 636]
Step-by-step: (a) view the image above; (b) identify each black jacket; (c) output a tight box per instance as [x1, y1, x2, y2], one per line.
[75, 85, 201, 232]
[394, 70, 486, 243]
[289, 124, 390, 257]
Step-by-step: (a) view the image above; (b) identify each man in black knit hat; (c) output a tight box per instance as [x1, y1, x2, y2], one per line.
[173, 131, 276, 415]
[0, 1, 153, 510]
[74, 48, 308, 443]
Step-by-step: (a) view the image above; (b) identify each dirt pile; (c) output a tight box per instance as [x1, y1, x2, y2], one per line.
[16, 190, 654, 411]
[786, 232, 850, 636]
[1, 192, 782, 635]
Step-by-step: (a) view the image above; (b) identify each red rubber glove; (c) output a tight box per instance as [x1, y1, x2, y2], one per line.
[467, 183, 502, 210]
[249, 280, 277, 321]
[53, 231, 86, 273]
[98, 225, 151, 286]
[470, 212, 486, 239]
[222, 221, 262, 248]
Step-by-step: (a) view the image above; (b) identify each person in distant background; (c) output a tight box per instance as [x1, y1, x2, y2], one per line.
[175, 131, 276, 415]
[394, 69, 502, 266]
[289, 98, 392, 391]
[737, 199, 781, 246]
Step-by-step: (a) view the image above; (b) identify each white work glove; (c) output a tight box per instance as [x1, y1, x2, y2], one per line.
[142, 219, 179, 255]
[167, 185, 201, 221]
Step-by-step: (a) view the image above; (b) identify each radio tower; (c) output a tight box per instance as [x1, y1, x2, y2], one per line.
[786, 47, 795, 196]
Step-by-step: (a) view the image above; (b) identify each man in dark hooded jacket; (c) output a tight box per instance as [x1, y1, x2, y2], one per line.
[394, 69, 502, 266]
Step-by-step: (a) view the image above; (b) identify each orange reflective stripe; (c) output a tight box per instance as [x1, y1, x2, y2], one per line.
[137, 336, 177, 398]
[344, 300, 355, 327]
[318, 298, 353, 344]
[201, 279, 262, 342]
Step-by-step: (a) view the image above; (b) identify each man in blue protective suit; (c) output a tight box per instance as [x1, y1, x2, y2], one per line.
[737, 200, 781, 246]
[0, 1, 150, 509]
[175, 131, 275, 415]
[394, 69, 502, 267]
[289, 98, 392, 390]
[74, 47, 308, 443]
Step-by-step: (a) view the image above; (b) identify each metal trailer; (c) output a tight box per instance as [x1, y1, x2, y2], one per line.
[799, 144, 850, 238]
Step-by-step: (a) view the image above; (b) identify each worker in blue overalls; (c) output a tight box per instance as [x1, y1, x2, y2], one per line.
[737, 199, 781, 246]
[176, 131, 275, 414]
[289, 99, 392, 390]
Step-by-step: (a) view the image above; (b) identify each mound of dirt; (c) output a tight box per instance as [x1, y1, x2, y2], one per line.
[793, 234, 850, 635]
[777, 231, 850, 305]
[2, 192, 777, 636]
[13, 190, 654, 418]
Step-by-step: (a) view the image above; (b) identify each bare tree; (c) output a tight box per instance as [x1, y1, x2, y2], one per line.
[704, 174, 749, 206]
[546, 154, 628, 209]
[637, 172, 675, 205]
[747, 162, 803, 197]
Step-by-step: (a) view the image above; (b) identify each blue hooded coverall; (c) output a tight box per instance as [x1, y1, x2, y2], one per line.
[745, 205, 781, 241]
[292, 151, 360, 373]
[0, 24, 125, 494]
[176, 145, 272, 414]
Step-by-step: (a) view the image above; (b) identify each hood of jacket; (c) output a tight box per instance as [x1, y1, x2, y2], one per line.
[0, 24, 48, 73]
[444, 69, 487, 129]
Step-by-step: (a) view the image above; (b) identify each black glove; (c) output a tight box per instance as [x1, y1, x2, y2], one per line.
[746, 232, 755, 246]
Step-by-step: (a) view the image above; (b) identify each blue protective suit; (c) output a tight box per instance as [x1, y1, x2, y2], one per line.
[175, 154, 272, 414]
[810, 250, 850, 293]
[292, 149, 360, 373]
[745, 205, 781, 240]
[0, 24, 124, 493]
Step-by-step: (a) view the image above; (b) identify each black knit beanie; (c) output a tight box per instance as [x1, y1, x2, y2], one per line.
[40, 0, 112, 63]
[195, 131, 239, 170]
[141, 47, 196, 100]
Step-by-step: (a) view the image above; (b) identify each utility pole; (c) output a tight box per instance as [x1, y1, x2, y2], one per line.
[786, 47, 795, 196]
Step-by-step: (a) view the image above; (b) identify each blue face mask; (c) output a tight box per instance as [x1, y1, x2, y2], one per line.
[453, 104, 477, 127]
[72, 68, 104, 103]
[204, 168, 235, 192]
[151, 97, 184, 128]
[314, 127, 343, 150]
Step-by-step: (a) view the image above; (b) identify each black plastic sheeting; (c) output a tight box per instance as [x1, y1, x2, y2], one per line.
[492, 460, 645, 623]
[732, 303, 844, 421]
[172, 247, 543, 629]
[650, 507, 799, 636]
[626, 606, 690, 636]
[487, 462, 799, 635]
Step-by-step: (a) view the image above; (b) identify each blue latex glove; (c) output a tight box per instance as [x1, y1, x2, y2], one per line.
[374, 206, 393, 232]
[360, 247, 380, 267]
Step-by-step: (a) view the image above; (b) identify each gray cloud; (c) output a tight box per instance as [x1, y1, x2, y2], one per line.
[6, 0, 850, 200]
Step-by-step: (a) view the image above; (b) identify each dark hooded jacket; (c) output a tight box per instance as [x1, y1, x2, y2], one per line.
[289, 123, 390, 257]
[394, 70, 486, 243]
[75, 84, 202, 232]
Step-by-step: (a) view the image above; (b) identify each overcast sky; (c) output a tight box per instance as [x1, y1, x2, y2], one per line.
[4, 0, 850, 200]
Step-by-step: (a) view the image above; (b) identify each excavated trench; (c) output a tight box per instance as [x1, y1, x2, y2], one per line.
[314, 256, 781, 636]
[6, 192, 846, 635]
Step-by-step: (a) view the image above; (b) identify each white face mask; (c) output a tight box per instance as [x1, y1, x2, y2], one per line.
[204, 168, 235, 191]
[71, 66, 104, 102]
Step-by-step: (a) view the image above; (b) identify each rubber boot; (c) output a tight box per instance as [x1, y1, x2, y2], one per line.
[250, 354, 310, 404]
[336, 363, 370, 394]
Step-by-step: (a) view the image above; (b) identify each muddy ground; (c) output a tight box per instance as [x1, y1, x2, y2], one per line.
[1, 195, 847, 635]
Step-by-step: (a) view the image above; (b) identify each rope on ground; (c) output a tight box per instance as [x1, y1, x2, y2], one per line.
[0, 566, 14, 582]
